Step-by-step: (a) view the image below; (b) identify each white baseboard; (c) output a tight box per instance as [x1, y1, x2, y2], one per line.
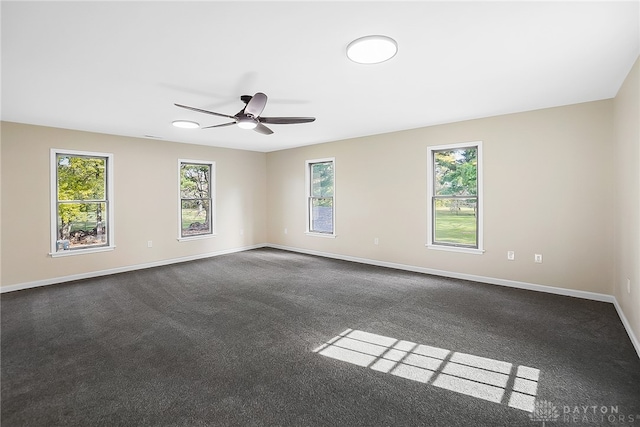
[3, 242, 638, 360]
[268, 244, 614, 301]
[0, 243, 267, 294]
[267, 244, 639, 358]
[612, 299, 640, 359]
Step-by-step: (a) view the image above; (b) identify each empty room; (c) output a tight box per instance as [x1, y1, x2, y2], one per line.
[1, 1, 639, 426]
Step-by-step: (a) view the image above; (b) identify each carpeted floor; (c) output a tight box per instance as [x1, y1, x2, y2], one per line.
[2, 248, 639, 426]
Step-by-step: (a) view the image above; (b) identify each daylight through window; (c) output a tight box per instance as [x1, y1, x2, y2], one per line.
[179, 160, 214, 238]
[427, 142, 482, 252]
[51, 150, 113, 255]
[306, 158, 335, 235]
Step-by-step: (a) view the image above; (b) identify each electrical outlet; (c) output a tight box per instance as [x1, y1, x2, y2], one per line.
[284, 228, 288, 235]
[147, 240, 153, 248]
[507, 251, 515, 261]
[374, 237, 379, 245]
[534, 254, 543, 263]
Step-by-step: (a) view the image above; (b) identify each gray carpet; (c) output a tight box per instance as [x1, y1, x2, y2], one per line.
[2, 248, 639, 426]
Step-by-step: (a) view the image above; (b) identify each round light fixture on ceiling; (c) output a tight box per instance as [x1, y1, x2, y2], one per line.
[172, 120, 200, 129]
[237, 117, 258, 129]
[347, 35, 397, 64]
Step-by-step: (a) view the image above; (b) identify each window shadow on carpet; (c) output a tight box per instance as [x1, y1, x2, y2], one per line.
[314, 329, 539, 412]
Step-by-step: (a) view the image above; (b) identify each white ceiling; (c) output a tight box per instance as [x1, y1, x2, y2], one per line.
[2, 1, 639, 152]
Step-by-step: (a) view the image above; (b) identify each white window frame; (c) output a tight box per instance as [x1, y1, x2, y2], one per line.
[50, 149, 115, 257]
[426, 141, 484, 254]
[178, 159, 216, 241]
[305, 157, 336, 238]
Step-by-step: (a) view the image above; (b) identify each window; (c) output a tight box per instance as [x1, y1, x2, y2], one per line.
[179, 160, 214, 239]
[306, 158, 335, 236]
[50, 149, 114, 256]
[427, 142, 483, 253]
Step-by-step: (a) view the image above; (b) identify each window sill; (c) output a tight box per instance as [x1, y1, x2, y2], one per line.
[50, 246, 115, 257]
[178, 233, 217, 242]
[305, 232, 337, 239]
[425, 244, 484, 255]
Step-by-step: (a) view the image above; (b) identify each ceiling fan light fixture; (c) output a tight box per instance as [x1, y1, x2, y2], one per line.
[172, 120, 200, 129]
[347, 35, 397, 64]
[237, 117, 258, 129]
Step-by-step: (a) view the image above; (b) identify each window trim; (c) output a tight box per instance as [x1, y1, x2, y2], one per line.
[426, 142, 484, 254]
[177, 159, 216, 241]
[305, 157, 336, 238]
[49, 149, 115, 257]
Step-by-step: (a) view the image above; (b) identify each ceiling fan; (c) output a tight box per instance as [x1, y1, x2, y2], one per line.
[174, 92, 315, 135]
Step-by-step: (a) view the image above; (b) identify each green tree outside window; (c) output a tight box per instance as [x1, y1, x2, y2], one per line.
[56, 154, 108, 250]
[433, 148, 478, 247]
[180, 162, 213, 237]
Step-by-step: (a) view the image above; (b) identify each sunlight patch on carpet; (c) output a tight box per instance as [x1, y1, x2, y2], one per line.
[313, 329, 539, 412]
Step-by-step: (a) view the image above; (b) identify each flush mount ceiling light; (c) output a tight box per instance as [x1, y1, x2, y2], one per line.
[172, 120, 200, 129]
[347, 35, 397, 64]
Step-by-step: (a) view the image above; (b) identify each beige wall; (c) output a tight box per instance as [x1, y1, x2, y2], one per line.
[1, 65, 638, 347]
[614, 56, 640, 344]
[0, 122, 267, 287]
[267, 100, 614, 295]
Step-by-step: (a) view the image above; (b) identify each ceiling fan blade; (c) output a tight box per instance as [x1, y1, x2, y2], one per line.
[201, 122, 236, 129]
[254, 123, 273, 135]
[174, 103, 235, 120]
[244, 92, 268, 117]
[259, 117, 316, 124]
